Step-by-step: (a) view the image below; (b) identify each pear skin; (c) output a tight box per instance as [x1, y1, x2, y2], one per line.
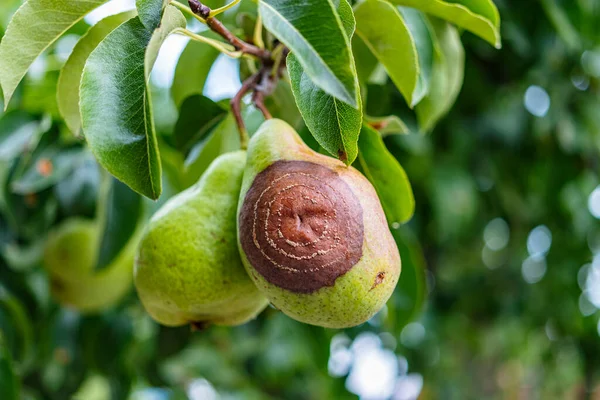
[134, 151, 268, 327]
[44, 218, 135, 312]
[237, 119, 401, 329]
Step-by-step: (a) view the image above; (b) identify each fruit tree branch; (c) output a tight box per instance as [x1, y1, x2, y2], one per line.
[179, 1, 289, 149]
[187, 0, 271, 61]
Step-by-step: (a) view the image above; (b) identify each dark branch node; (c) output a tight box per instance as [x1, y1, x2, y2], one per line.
[188, 0, 210, 19]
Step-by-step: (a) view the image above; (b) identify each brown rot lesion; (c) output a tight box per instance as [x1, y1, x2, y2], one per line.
[239, 160, 364, 293]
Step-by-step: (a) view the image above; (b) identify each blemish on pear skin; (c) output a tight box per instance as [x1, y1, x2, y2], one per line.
[370, 272, 386, 290]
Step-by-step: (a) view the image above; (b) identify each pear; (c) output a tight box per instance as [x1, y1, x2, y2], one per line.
[44, 218, 136, 312]
[134, 151, 268, 327]
[237, 119, 401, 329]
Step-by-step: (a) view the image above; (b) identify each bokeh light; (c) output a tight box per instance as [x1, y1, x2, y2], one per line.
[524, 85, 550, 117]
[527, 225, 552, 257]
[187, 379, 218, 400]
[522, 255, 547, 284]
[581, 50, 600, 77]
[483, 218, 510, 251]
[588, 186, 600, 219]
[400, 323, 426, 348]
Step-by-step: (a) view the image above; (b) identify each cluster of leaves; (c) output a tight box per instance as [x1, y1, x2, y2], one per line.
[0, 0, 500, 205]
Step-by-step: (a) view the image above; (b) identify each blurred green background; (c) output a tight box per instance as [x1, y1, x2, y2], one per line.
[1, 0, 600, 399]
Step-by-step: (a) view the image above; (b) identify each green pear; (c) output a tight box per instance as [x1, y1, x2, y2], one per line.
[237, 119, 401, 329]
[134, 151, 268, 327]
[44, 218, 136, 312]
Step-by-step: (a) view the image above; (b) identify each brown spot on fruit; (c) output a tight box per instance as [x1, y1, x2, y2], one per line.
[337, 150, 348, 163]
[239, 160, 364, 293]
[36, 158, 53, 177]
[371, 271, 386, 290]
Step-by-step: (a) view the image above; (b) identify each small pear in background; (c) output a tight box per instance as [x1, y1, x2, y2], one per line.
[135, 151, 268, 327]
[237, 119, 401, 329]
[44, 218, 136, 312]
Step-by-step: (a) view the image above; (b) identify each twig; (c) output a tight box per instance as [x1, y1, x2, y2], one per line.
[253, 91, 272, 120]
[188, 0, 271, 60]
[210, 0, 241, 17]
[270, 44, 286, 77]
[253, 15, 265, 49]
[178, 1, 289, 149]
[174, 28, 241, 58]
[171, 1, 206, 24]
[231, 72, 262, 149]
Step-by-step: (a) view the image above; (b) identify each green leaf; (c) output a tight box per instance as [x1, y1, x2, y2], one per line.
[137, 0, 170, 31]
[288, 0, 361, 165]
[357, 124, 414, 224]
[11, 147, 85, 195]
[449, 0, 500, 26]
[366, 115, 409, 136]
[398, 7, 434, 106]
[288, 54, 362, 165]
[352, 35, 378, 85]
[388, 0, 501, 48]
[171, 35, 221, 107]
[0, 112, 41, 162]
[390, 227, 427, 329]
[415, 19, 465, 133]
[183, 113, 240, 187]
[259, 0, 359, 107]
[80, 6, 186, 199]
[95, 178, 143, 271]
[55, 151, 100, 217]
[354, 0, 420, 106]
[2, 238, 45, 273]
[58, 11, 136, 136]
[336, 0, 356, 38]
[0, 335, 19, 400]
[0, 286, 34, 370]
[0, 0, 109, 108]
[173, 95, 228, 154]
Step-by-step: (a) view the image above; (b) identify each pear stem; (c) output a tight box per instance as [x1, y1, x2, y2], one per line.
[253, 91, 272, 120]
[231, 72, 262, 149]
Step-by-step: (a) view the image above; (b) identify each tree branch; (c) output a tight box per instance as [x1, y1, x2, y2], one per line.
[188, 0, 271, 60]
[182, 1, 289, 149]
